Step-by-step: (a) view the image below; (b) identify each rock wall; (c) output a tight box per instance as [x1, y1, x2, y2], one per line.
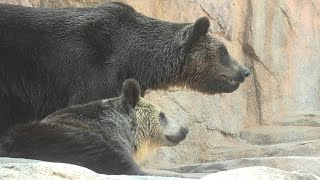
[0, 0, 30, 6]
[1, 157, 319, 179]
[2, 0, 320, 167]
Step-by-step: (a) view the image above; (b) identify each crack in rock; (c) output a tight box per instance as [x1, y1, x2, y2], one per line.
[199, 4, 225, 33]
[242, 43, 280, 83]
[279, 7, 294, 32]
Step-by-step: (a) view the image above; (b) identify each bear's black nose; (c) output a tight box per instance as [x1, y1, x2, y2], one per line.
[242, 68, 251, 77]
[181, 126, 189, 136]
[165, 126, 189, 145]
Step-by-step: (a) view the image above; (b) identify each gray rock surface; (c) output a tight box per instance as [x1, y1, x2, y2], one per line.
[169, 156, 320, 176]
[201, 166, 319, 180]
[240, 126, 320, 145]
[0, 0, 31, 6]
[1, 158, 319, 180]
[0, 158, 192, 180]
[0, 157, 320, 180]
[275, 112, 320, 127]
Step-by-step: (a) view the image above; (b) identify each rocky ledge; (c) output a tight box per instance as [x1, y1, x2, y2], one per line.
[0, 157, 319, 180]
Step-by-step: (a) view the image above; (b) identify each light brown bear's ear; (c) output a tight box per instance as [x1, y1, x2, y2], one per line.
[122, 78, 141, 110]
[180, 17, 210, 46]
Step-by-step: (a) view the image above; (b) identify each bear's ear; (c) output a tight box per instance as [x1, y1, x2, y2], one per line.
[122, 78, 141, 110]
[180, 17, 210, 46]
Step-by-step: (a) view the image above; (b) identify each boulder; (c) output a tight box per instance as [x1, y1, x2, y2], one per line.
[1, 157, 319, 180]
[0, 0, 31, 6]
[0, 158, 191, 180]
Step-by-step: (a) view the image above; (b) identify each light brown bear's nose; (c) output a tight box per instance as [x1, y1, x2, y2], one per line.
[242, 68, 251, 77]
[177, 126, 189, 141]
[181, 126, 189, 136]
[165, 126, 189, 145]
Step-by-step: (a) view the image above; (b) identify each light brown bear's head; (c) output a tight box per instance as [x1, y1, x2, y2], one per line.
[178, 17, 250, 94]
[121, 79, 188, 162]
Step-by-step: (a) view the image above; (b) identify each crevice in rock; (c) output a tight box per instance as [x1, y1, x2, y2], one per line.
[199, 4, 225, 32]
[164, 93, 188, 114]
[244, 49, 263, 125]
[163, 92, 196, 124]
[309, 0, 320, 15]
[279, 7, 293, 32]
[206, 126, 236, 138]
[241, 0, 263, 125]
[51, 171, 67, 178]
[198, 3, 231, 41]
[4, 166, 16, 169]
[242, 43, 280, 84]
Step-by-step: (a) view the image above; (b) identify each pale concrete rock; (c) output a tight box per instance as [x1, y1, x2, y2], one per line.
[276, 112, 320, 127]
[240, 126, 320, 145]
[1, 157, 320, 179]
[30, 0, 99, 7]
[0, 158, 192, 180]
[0, 0, 31, 6]
[201, 166, 319, 180]
[169, 156, 320, 177]
[207, 140, 320, 162]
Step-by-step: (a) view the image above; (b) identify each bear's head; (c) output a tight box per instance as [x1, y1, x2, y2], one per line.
[178, 17, 250, 94]
[121, 79, 189, 161]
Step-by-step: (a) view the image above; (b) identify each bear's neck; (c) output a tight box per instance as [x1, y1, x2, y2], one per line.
[133, 140, 160, 164]
[114, 21, 190, 92]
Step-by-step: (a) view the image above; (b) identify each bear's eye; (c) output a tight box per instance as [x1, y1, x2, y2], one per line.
[159, 112, 165, 119]
[220, 48, 228, 57]
[159, 112, 167, 125]
[219, 47, 230, 65]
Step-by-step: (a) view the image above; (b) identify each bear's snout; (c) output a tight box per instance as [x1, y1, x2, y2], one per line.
[165, 126, 189, 146]
[242, 68, 251, 77]
[232, 65, 251, 83]
[180, 126, 189, 137]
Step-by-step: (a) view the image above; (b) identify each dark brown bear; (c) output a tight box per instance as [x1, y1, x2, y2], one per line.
[0, 2, 250, 132]
[0, 79, 188, 175]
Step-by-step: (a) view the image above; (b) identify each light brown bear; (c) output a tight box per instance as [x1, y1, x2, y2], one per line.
[0, 79, 188, 175]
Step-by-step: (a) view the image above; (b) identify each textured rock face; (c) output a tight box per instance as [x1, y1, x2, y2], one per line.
[30, 0, 99, 7]
[0, 0, 31, 6]
[0, 158, 192, 180]
[240, 0, 320, 126]
[170, 156, 320, 176]
[1, 158, 319, 179]
[3, 0, 320, 168]
[201, 166, 319, 180]
[240, 126, 320, 145]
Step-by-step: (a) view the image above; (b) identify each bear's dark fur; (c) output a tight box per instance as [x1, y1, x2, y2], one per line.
[0, 2, 250, 132]
[0, 79, 189, 175]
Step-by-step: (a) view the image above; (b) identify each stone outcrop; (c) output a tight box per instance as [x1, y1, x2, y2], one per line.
[169, 156, 320, 177]
[0, 158, 192, 180]
[1, 158, 319, 179]
[201, 166, 319, 180]
[0, 0, 31, 6]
